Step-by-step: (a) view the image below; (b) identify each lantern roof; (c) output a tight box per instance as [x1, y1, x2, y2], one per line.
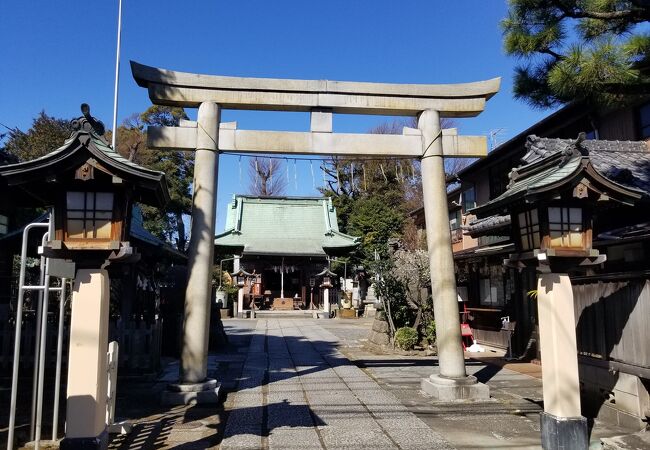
[215, 195, 360, 257]
[0, 106, 170, 208]
[471, 134, 648, 218]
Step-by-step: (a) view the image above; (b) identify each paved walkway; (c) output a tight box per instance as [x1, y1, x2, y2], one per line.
[101, 317, 637, 450]
[220, 319, 452, 449]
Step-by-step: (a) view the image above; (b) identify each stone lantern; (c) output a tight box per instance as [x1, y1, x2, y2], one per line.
[232, 268, 252, 317]
[0, 104, 169, 450]
[316, 267, 336, 316]
[471, 134, 643, 450]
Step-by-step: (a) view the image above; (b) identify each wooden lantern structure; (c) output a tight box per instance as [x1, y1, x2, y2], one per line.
[316, 267, 335, 288]
[0, 105, 169, 450]
[473, 134, 642, 270]
[471, 134, 646, 450]
[232, 268, 253, 288]
[0, 104, 169, 263]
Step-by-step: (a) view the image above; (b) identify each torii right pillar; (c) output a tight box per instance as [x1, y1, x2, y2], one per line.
[418, 109, 489, 400]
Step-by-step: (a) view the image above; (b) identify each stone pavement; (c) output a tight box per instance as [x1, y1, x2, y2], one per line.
[102, 317, 639, 450]
[220, 319, 452, 449]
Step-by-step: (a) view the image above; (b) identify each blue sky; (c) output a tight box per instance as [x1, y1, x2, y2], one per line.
[0, 1, 554, 232]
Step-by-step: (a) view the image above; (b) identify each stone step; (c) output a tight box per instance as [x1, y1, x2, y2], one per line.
[253, 310, 322, 319]
[602, 430, 650, 449]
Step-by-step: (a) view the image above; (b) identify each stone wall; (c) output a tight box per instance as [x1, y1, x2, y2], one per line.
[367, 316, 391, 347]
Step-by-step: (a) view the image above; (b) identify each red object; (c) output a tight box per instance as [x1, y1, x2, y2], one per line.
[460, 303, 474, 350]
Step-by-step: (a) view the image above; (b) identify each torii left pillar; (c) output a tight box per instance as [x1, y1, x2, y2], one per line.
[162, 102, 222, 404]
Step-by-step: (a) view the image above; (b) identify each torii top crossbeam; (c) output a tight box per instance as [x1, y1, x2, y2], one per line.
[131, 61, 500, 117]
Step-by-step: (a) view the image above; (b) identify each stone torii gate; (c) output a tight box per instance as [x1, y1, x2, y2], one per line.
[131, 61, 499, 402]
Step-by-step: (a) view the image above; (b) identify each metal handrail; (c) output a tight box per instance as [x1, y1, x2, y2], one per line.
[7, 221, 49, 450]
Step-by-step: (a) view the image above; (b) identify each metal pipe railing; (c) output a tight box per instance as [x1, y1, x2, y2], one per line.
[30, 232, 49, 440]
[34, 264, 52, 450]
[34, 212, 55, 450]
[51, 278, 68, 441]
[7, 221, 49, 450]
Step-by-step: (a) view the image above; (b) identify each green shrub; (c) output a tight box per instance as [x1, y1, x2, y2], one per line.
[375, 273, 416, 328]
[394, 327, 418, 350]
[424, 320, 436, 345]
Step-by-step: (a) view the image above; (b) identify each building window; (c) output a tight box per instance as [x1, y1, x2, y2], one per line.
[479, 278, 499, 306]
[462, 186, 476, 212]
[449, 209, 462, 230]
[639, 102, 650, 139]
[518, 209, 540, 251]
[489, 156, 521, 199]
[66, 192, 114, 239]
[548, 207, 583, 248]
[0, 214, 7, 235]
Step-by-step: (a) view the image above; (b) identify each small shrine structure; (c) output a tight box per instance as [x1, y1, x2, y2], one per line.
[215, 195, 358, 314]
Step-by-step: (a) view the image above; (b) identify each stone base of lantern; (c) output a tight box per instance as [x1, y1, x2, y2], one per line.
[60, 430, 108, 450]
[540, 412, 588, 450]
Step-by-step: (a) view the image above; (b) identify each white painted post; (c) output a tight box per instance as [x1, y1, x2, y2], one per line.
[537, 272, 588, 449]
[237, 288, 244, 318]
[61, 269, 110, 448]
[323, 287, 330, 314]
[106, 341, 119, 428]
[419, 109, 488, 400]
[180, 102, 220, 385]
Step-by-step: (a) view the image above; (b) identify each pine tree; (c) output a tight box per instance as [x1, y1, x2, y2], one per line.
[502, 0, 650, 108]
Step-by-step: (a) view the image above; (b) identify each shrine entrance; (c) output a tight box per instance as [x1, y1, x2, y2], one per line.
[130, 61, 500, 403]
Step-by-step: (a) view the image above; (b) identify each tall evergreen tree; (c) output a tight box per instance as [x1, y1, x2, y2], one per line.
[114, 106, 192, 251]
[502, 0, 650, 108]
[2, 111, 73, 162]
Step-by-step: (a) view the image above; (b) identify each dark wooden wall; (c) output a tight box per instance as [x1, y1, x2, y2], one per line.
[574, 279, 650, 369]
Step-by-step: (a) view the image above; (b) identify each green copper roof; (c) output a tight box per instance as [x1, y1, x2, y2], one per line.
[215, 196, 360, 257]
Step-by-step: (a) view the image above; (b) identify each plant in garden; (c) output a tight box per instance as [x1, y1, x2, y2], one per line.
[394, 327, 419, 350]
[425, 320, 436, 346]
[392, 248, 431, 331]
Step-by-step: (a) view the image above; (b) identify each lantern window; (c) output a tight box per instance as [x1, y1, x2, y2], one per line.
[66, 191, 114, 239]
[518, 209, 540, 251]
[548, 207, 583, 248]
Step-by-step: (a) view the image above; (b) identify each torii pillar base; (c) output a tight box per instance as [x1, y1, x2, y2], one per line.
[421, 374, 489, 401]
[161, 379, 221, 406]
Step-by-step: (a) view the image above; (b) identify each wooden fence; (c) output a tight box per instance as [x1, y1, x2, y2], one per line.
[574, 278, 650, 369]
[0, 316, 163, 375]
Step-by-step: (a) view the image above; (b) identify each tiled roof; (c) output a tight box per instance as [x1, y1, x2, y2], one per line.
[472, 135, 648, 217]
[521, 136, 650, 194]
[464, 214, 511, 237]
[215, 196, 359, 257]
[130, 206, 185, 259]
[0, 125, 170, 207]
